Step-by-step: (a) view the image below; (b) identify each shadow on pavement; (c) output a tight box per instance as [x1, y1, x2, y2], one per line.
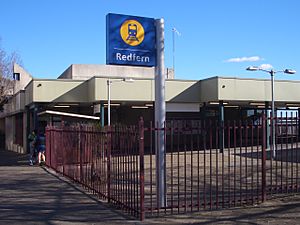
[0, 149, 28, 166]
[0, 149, 135, 225]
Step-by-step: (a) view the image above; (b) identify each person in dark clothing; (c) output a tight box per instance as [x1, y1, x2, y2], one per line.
[28, 129, 37, 166]
[37, 132, 46, 165]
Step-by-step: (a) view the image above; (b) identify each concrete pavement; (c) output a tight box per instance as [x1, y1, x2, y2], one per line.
[0, 149, 136, 225]
[1, 149, 300, 225]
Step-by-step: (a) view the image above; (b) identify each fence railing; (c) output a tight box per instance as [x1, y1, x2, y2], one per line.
[144, 119, 267, 216]
[46, 114, 300, 220]
[46, 122, 145, 220]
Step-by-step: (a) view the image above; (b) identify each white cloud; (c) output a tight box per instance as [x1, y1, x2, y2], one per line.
[225, 56, 262, 63]
[259, 64, 273, 70]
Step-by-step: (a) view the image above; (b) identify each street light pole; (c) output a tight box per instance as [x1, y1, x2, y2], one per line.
[172, 29, 175, 75]
[246, 66, 296, 158]
[172, 27, 180, 77]
[107, 79, 111, 126]
[107, 78, 134, 126]
[270, 70, 276, 159]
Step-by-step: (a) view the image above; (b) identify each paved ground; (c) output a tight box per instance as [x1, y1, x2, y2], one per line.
[0, 150, 133, 225]
[0, 149, 300, 225]
[150, 195, 300, 224]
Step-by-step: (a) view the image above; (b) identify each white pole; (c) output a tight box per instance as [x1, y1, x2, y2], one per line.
[155, 18, 166, 208]
[107, 79, 111, 126]
[271, 70, 276, 158]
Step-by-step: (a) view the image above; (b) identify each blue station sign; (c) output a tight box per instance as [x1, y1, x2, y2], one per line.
[106, 13, 156, 67]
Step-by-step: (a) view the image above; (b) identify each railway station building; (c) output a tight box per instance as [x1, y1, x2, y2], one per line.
[1, 63, 300, 153]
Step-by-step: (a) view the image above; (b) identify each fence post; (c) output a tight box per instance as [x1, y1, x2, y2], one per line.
[61, 124, 65, 175]
[107, 125, 112, 203]
[262, 113, 267, 201]
[139, 117, 145, 221]
[45, 126, 50, 167]
[79, 125, 83, 183]
[219, 101, 225, 153]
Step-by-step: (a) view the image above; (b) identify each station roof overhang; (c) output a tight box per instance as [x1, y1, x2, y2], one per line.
[25, 76, 201, 105]
[22, 76, 300, 109]
[199, 77, 300, 108]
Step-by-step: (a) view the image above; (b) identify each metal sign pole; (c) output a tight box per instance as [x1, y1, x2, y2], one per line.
[155, 18, 166, 208]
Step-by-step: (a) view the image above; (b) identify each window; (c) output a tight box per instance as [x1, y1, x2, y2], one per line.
[13, 73, 20, 81]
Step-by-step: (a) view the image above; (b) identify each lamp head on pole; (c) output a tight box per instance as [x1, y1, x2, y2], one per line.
[284, 69, 296, 74]
[246, 66, 260, 71]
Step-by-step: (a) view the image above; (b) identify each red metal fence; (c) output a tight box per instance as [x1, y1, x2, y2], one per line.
[144, 119, 266, 216]
[46, 114, 300, 220]
[46, 123, 145, 220]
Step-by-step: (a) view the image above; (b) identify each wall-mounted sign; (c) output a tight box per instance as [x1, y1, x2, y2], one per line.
[106, 13, 156, 67]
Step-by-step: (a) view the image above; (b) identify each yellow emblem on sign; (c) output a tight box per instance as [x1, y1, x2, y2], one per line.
[120, 20, 144, 46]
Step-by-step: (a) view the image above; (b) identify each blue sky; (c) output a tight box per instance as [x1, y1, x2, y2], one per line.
[0, 0, 299, 80]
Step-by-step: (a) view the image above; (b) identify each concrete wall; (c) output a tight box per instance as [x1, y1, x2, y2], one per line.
[13, 64, 33, 94]
[12, 91, 25, 112]
[218, 77, 300, 103]
[5, 114, 26, 153]
[87, 78, 96, 102]
[166, 103, 200, 112]
[26, 77, 201, 106]
[57, 64, 174, 80]
[5, 116, 14, 151]
[274, 80, 300, 102]
[58, 65, 73, 79]
[17, 75, 300, 111]
[166, 80, 200, 102]
[31, 80, 88, 103]
[199, 77, 219, 102]
[93, 77, 199, 103]
[0, 91, 24, 117]
[218, 77, 269, 102]
[94, 77, 154, 102]
[25, 81, 34, 106]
